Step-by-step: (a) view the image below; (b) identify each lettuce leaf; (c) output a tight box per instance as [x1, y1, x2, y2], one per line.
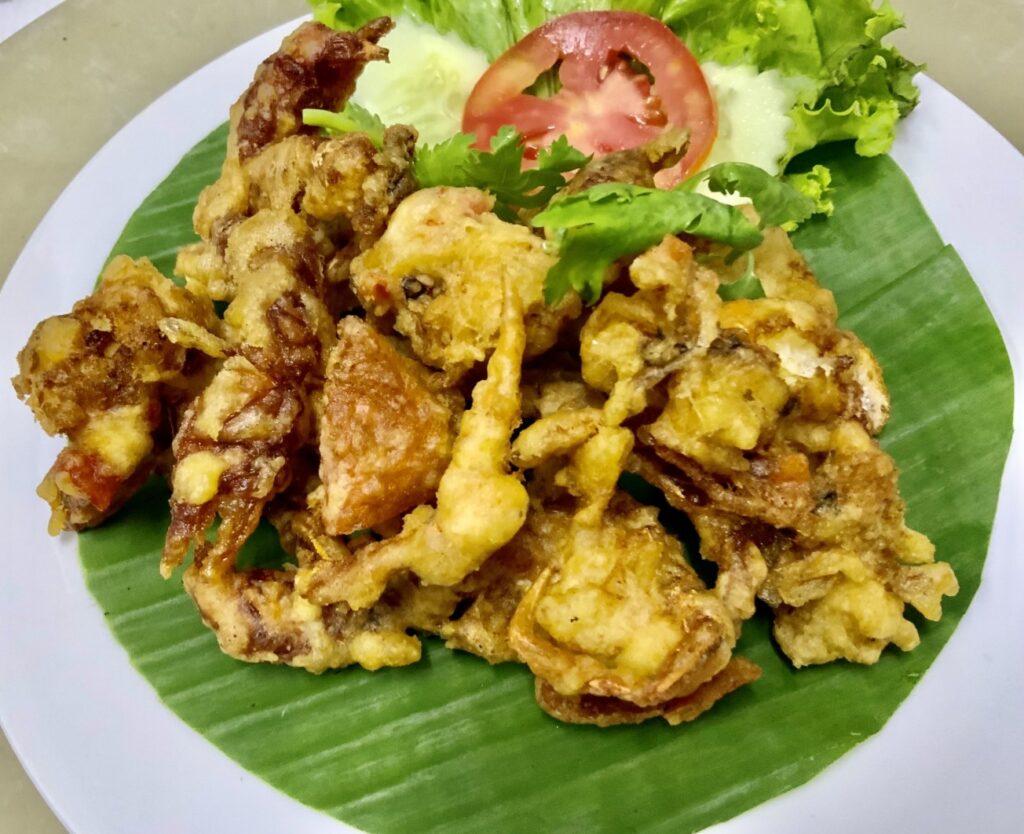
[533, 184, 763, 303]
[309, 0, 920, 168]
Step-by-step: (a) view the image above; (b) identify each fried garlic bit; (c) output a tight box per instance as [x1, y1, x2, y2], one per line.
[13, 256, 218, 533]
[350, 187, 581, 382]
[636, 225, 957, 667]
[297, 280, 530, 608]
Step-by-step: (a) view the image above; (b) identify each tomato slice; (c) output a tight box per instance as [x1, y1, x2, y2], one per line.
[462, 11, 717, 185]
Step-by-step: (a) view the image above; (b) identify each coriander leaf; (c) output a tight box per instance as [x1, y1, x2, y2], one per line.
[682, 162, 816, 230]
[717, 253, 766, 301]
[411, 132, 478, 187]
[413, 127, 590, 220]
[303, 102, 386, 148]
[533, 183, 763, 305]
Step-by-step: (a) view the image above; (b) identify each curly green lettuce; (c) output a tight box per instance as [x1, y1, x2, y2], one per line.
[309, 0, 921, 168]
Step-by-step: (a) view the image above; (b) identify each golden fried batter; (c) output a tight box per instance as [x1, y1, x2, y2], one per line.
[297, 280, 529, 608]
[638, 228, 957, 667]
[351, 187, 581, 381]
[183, 489, 459, 673]
[319, 317, 457, 535]
[163, 210, 332, 578]
[442, 502, 572, 664]
[13, 256, 217, 532]
[535, 657, 760, 727]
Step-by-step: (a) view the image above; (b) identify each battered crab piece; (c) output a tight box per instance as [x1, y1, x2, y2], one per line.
[235, 19, 392, 161]
[760, 420, 958, 666]
[535, 657, 761, 727]
[297, 281, 529, 609]
[177, 19, 414, 303]
[183, 493, 459, 673]
[628, 450, 771, 625]
[509, 495, 741, 711]
[162, 210, 333, 578]
[507, 243, 749, 717]
[319, 317, 457, 535]
[637, 225, 956, 666]
[12, 256, 218, 533]
[441, 503, 572, 664]
[351, 187, 582, 381]
[643, 341, 792, 476]
[513, 236, 721, 473]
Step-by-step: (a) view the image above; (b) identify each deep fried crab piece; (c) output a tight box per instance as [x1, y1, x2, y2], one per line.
[441, 501, 572, 664]
[297, 280, 529, 609]
[177, 18, 414, 304]
[12, 256, 218, 532]
[562, 126, 689, 195]
[635, 225, 957, 667]
[162, 210, 333, 578]
[508, 493, 744, 720]
[319, 316, 459, 535]
[761, 420, 958, 666]
[512, 235, 720, 472]
[236, 18, 392, 161]
[351, 187, 582, 382]
[504, 241, 753, 723]
[183, 488, 459, 673]
[535, 658, 760, 727]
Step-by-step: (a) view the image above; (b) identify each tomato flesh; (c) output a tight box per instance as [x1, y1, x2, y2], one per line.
[463, 11, 717, 183]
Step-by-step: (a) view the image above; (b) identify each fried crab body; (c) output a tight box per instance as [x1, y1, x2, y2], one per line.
[298, 281, 530, 609]
[13, 256, 218, 532]
[176, 19, 416, 307]
[163, 210, 333, 578]
[635, 227, 957, 667]
[181, 485, 459, 673]
[319, 316, 458, 535]
[351, 186, 581, 381]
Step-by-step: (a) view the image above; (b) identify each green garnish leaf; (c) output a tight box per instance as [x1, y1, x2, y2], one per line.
[533, 184, 763, 305]
[717, 253, 766, 301]
[413, 126, 590, 221]
[785, 164, 836, 219]
[303, 102, 386, 148]
[683, 162, 817, 230]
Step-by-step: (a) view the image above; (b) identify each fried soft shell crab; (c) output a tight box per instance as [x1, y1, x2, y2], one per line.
[12, 19, 957, 726]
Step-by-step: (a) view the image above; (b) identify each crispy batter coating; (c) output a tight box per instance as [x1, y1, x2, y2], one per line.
[235, 19, 392, 161]
[183, 490, 459, 673]
[12, 256, 217, 532]
[297, 280, 529, 608]
[351, 187, 581, 381]
[163, 210, 333, 578]
[177, 19, 415, 311]
[510, 496, 739, 710]
[441, 502, 572, 664]
[319, 317, 457, 535]
[535, 657, 760, 727]
[638, 228, 957, 666]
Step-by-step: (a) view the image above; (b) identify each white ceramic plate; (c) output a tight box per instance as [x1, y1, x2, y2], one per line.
[0, 18, 1021, 834]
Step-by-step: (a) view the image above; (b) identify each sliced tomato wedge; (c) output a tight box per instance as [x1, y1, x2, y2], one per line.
[462, 11, 717, 185]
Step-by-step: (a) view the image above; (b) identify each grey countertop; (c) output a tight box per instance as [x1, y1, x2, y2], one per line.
[1, 0, 1021, 830]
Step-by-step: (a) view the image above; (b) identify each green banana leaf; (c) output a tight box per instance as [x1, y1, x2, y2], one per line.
[80, 125, 1013, 833]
